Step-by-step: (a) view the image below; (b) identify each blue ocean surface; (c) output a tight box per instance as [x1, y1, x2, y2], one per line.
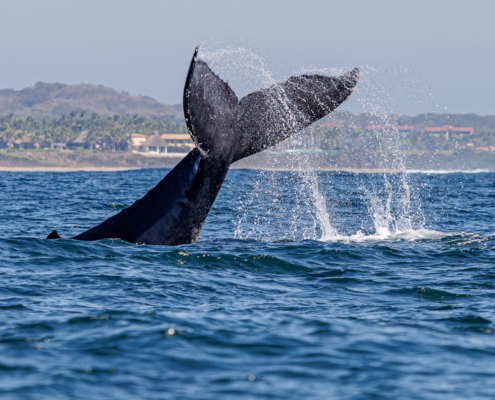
[0, 168, 494, 399]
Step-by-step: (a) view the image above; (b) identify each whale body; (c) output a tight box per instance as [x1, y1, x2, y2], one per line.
[47, 47, 359, 245]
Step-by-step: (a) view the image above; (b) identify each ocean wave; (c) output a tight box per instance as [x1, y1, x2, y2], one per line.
[405, 169, 490, 174]
[1, 167, 495, 399]
[321, 228, 450, 243]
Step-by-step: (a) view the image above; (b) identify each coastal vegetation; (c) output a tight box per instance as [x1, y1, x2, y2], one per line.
[0, 82, 494, 170]
[318, 124, 495, 152]
[2, 110, 494, 152]
[1, 110, 495, 170]
[0, 112, 187, 150]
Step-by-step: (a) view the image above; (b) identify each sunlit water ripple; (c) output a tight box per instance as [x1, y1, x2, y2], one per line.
[0, 169, 494, 399]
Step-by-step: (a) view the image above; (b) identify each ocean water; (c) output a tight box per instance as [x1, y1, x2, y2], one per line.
[0, 168, 494, 399]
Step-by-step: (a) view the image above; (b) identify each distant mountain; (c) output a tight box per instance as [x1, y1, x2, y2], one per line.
[0, 82, 182, 118]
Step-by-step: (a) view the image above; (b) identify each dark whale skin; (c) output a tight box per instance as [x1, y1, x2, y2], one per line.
[71, 149, 231, 245]
[48, 47, 359, 245]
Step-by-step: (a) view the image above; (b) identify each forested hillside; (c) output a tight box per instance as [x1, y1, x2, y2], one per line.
[0, 82, 182, 118]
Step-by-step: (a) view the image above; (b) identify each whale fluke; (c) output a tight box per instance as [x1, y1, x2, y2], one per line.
[184, 47, 360, 162]
[233, 68, 360, 161]
[48, 46, 359, 245]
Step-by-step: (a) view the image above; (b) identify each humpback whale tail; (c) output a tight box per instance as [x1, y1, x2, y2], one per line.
[47, 46, 359, 245]
[184, 46, 360, 162]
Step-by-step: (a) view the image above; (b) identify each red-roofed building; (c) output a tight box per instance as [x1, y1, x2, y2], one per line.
[451, 127, 474, 134]
[160, 134, 193, 145]
[319, 122, 344, 129]
[319, 122, 336, 128]
[425, 126, 474, 139]
[367, 125, 414, 133]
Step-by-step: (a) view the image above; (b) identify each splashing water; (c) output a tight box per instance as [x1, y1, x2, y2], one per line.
[314, 64, 437, 242]
[202, 45, 338, 241]
[201, 45, 437, 243]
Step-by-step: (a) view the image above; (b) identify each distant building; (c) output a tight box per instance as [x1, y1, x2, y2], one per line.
[37, 141, 51, 149]
[67, 131, 89, 149]
[272, 131, 322, 151]
[160, 134, 194, 153]
[367, 125, 414, 133]
[131, 133, 193, 152]
[140, 134, 169, 153]
[0, 138, 14, 149]
[20, 141, 40, 150]
[320, 122, 338, 128]
[161, 134, 194, 148]
[13, 139, 40, 150]
[476, 147, 489, 151]
[425, 126, 474, 139]
[130, 133, 148, 149]
[451, 127, 474, 134]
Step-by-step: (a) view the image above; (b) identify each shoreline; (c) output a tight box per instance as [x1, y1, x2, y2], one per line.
[0, 165, 491, 173]
[0, 166, 144, 172]
[1, 149, 493, 173]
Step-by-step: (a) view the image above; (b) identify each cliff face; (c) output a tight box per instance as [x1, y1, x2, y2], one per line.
[0, 82, 182, 118]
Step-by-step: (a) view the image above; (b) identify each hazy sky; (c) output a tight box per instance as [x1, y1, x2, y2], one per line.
[1, 0, 493, 115]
